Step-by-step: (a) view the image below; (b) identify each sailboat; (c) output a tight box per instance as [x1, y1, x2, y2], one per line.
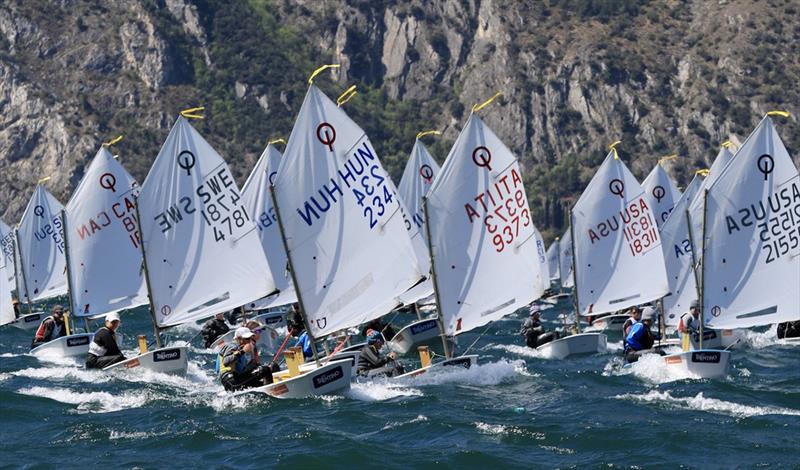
[641, 158, 681, 228]
[18, 182, 94, 358]
[247, 77, 423, 397]
[541, 144, 669, 358]
[545, 240, 560, 287]
[395, 95, 545, 376]
[387, 133, 445, 355]
[0, 218, 42, 330]
[665, 112, 800, 377]
[0, 230, 15, 328]
[105, 112, 277, 375]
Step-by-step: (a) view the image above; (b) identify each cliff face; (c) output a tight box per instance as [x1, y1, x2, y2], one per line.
[0, 0, 797, 238]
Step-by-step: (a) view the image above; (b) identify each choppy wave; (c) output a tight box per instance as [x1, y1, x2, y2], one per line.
[17, 386, 151, 413]
[603, 350, 700, 384]
[474, 421, 546, 439]
[615, 390, 800, 418]
[399, 359, 526, 386]
[347, 380, 423, 401]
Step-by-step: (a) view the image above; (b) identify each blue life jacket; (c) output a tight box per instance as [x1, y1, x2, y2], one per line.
[625, 322, 648, 351]
[294, 331, 313, 359]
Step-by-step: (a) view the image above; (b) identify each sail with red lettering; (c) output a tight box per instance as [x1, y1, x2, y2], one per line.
[546, 240, 560, 283]
[64, 147, 148, 317]
[642, 163, 681, 228]
[559, 230, 574, 288]
[273, 85, 423, 338]
[0, 219, 15, 285]
[426, 113, 544, 336]
[572, 150, 669, 315]
[660, 174, 705, 325]
[16, 185, 68, 302]
[699, 115, 800, 328]
[240, 143, 296, 308]
[138, 117, 276, 327]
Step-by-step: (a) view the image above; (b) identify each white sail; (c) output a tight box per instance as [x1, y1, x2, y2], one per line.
[660, 174, 705, 325]
[241, 143, 296, 304]
[700, 116, 800, 328]
[64, 147, 148, 317]
[138, 117, 276, 327]
[546, 241, 560, 282]
[642, 163, 681, 228]
[398, 140, 441, 238]
[426, 113, 544, 336]
[0, 219, 15, 284]
[688, 145, 736, 248]
[559, 230, 574, 288]
[16, 185, 68, 302]
[572, 150, 669, 315]
[273, 85, 422, 337]
[0, 263, 13, 326]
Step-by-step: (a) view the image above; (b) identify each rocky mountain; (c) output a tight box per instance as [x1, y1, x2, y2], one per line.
[0, 0, 798, 241]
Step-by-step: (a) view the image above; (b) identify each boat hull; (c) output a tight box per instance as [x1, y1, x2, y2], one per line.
[246, 359, 353, 399]
[103, 346, 189, 375]
[588, 313, 629, 332]
[394, 354, 479, 379]
[663, 349, 731, 379]
[388, 318, 446, 355]
[30, 333, 94, 358]
[535, 332, 607, 359]
[211, 326, 282, 354]
[9, 312, 45, 331]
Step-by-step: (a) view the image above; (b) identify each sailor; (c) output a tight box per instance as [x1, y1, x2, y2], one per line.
[86, 312, 126, 369]
[288, 321, 313, 360]
[12, 299, 21, 319]
[201, 312, 231, 348]
[357, 330, 403, 377]
[678, 299, 701, 336]
[30, 305, 67, 349]
[624, 307, 657, 361]
[521, 306, 558, 348]
[360, 317, 396, 341]
[218, 327, 274, 391]
[777, 320, 800, 339]
[622, 306, 642, 337]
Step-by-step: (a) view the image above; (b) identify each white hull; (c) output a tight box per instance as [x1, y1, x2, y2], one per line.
[394, 355, 479, 379]
[535, 332, 607, 359]
[388, 317, 442, 354]
[778, 336, 800, 345]
[249, 311, 286, 330]
[211, 325, 282, 354]
[588, 313, 629, 332]
[9, 312, 46, 330]
[245, 359, 353, 399]
[316, 350, 361, 378]
[543, 293, 571, 304]
[680, 328, 744, 350]
[103, 346, 189, 375]
[30, 333, 94, 358]
[663, 349, 731, 379]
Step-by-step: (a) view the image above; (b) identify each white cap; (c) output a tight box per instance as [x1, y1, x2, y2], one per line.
[105, 311, 121, 323]
[234, 326, 254, 339]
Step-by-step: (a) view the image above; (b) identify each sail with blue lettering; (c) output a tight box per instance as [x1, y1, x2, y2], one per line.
[660, 174, 705, 325]
[0, 261, 13, 326]
[240, 143, 296, 308]
[273, 85, 422, 338]
[398, 140, 441, 239]
[533, 226, 549, 284]
[642, 163, 681, 228]
[559, 230, 574, 288]
[572, 150, 669, 316]
[16, 185, 68, 302]
[0, 219, 15, 286]
[426, 113, 544, 336]
[64, 147, 148, 317]
[138, 117, 276, 327]
[699, 115, 800, 328]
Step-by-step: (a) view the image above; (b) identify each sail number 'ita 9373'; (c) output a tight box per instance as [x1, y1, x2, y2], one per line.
[464, 166, 530, 253]
[154, 156, 250, 243]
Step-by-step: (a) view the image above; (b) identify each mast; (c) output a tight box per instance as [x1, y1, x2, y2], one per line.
[568, 207, 581, 334]
[269, 184, 321, 367]
[698, 189, 709, 350]
[13, 229, 34, 316]
[134, 195, 162, 349]
[555, 236, 562, 294]
[422, 195, 451, 359]
[60, 210, 78, 334]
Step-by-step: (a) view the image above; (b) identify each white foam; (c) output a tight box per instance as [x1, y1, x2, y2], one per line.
[604, 350, 700, 384]
[492, 343, 545, 358]
[741, 327, 781, 349]
[346, 380, 423, 402]
[475, 422, 546, 439]
[379, 414, 428, 432]
[0, 352, 19, 357]
[615, 390, 800, 418]
[401, 359, 526, 386]
[17, 386, 150, 413]
[0, 372, 10, 382]
[12, 366, 112, 384]
[109, 430, 171, 440]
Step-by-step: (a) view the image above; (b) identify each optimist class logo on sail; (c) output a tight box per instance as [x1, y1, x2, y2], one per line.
[587, 182, 659, 257]
[464, 149, 531, 253]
